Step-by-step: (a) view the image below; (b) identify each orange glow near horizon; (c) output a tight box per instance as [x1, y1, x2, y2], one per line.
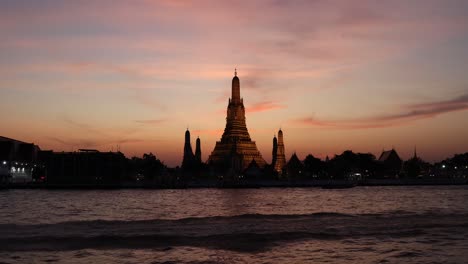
[1, 1, 468, 166]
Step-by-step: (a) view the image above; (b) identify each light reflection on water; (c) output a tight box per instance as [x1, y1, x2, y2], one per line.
[1, 186, 468, 224]
[1, 186, 468, 263]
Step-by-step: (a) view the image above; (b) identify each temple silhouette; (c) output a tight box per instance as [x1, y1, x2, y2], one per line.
[2, 72, 462, 187]
[181, 129, 203, 178]
[207, 70, 267, 173]
[1, 74, 466, 187]
[176, 71, 463, 183]
[182, 71, 295, 178]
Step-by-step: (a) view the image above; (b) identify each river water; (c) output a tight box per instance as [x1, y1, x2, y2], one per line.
[1, 186, 467, 263]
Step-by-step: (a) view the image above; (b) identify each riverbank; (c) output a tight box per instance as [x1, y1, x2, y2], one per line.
[1, 178, 467, 189]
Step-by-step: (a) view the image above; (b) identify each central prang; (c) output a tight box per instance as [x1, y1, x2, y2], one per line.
[207, 70, 266, 173]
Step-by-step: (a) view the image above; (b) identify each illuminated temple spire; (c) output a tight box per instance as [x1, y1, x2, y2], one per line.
[208, 71, 266, 172]
[273, 129, 286, 173]
[231, 68, 241, 104]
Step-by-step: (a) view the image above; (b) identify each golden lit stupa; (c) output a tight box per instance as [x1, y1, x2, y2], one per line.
[208, 70, 266, 171]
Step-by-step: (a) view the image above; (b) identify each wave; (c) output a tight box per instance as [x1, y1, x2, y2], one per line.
[1, 212, 468, 252]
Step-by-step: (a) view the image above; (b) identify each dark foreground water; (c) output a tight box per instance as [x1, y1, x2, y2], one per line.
[1, 186, 468, 263]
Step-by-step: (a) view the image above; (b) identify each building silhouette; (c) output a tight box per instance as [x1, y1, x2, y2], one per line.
[403, 147, 431, 178]
[208, 70, 266, 173]
[378, 148, 402, 178]
[195, 137, 201, 163]
[283, 152, 304, 179]
[182, 129, 195, 170]
[39, 149, 127, 184]
[272, 134, 278, 166]
[0, 136, 41, 183]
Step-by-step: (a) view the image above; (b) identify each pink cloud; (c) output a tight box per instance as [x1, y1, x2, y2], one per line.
[2, 1, 465, 69]
[294, 93, 468, 129]
[134, 119, 166, 125]
[247, 101, 286, 113]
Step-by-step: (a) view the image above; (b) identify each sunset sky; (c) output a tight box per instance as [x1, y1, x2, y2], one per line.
[1, 0, 468, 166]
